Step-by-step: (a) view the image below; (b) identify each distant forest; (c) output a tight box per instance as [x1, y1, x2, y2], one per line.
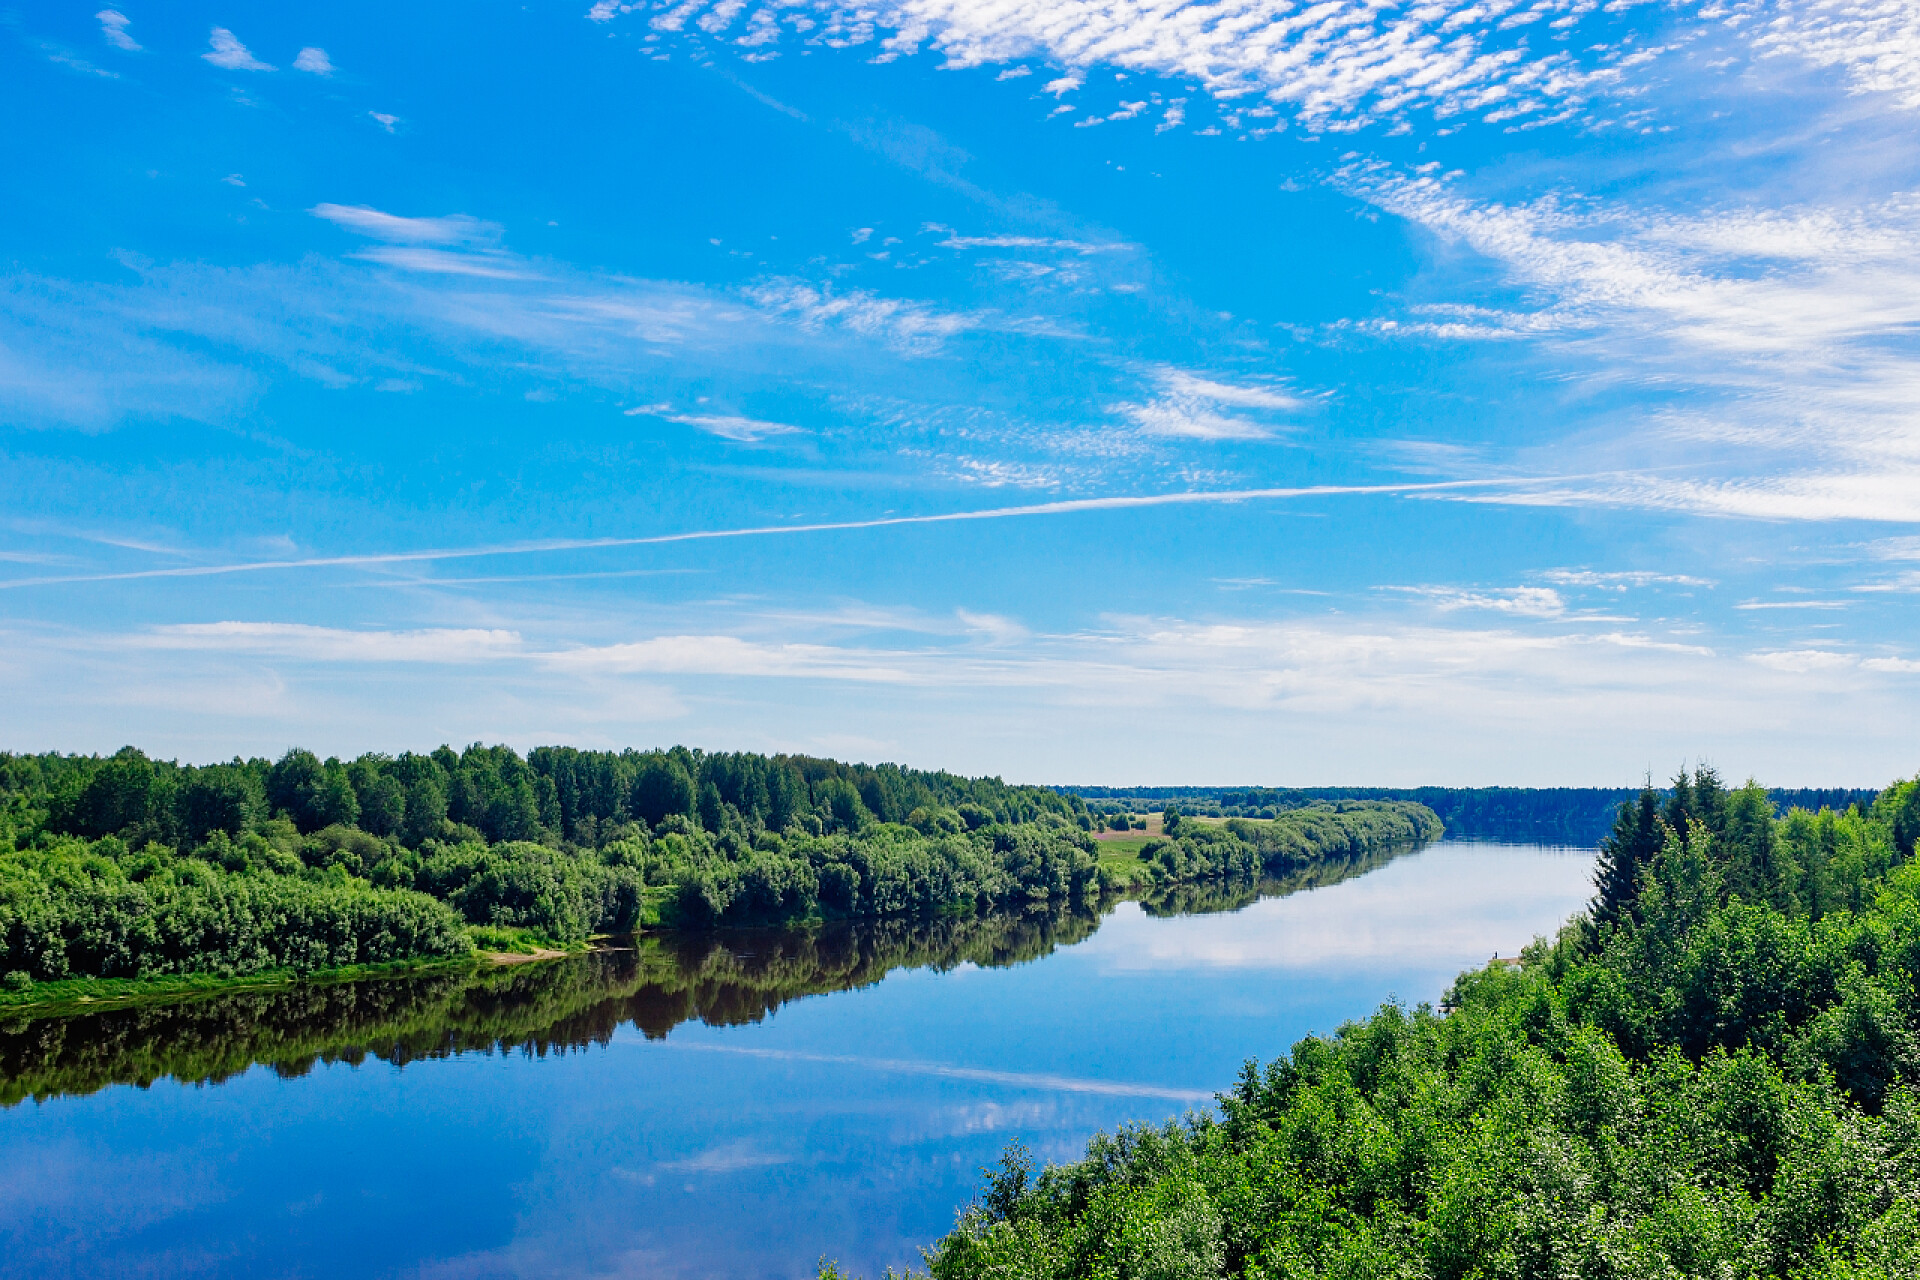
[1066, 784, 1882, 847]
[0, 745, 1434, 996]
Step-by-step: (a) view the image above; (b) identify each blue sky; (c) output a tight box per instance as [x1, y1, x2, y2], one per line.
[4, 0, 1920, 784]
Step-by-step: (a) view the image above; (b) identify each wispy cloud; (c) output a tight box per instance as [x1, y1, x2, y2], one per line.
[134, 622, 525, 663]
[1754, 0, 1920, 107]
[595, 0, 1687, 132]
[661, 412, 804, 442]
[743, 279, 975, 354]
[938, 233, 1126, 254]
[545, 635, 914, 682]
[1540, 570, 1714, 589]
[1388, 585, 1568, 618]
[1116, 366, 1301, 440]
[96, 10, 139, 51]
[310, 204, 501, 245]
[202, 27, 273, 72]
[1342, 163, 1920, 523]
[293, 47, 334, 75]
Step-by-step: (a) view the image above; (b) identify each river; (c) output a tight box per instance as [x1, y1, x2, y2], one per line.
[0, 841, 1593, 1279]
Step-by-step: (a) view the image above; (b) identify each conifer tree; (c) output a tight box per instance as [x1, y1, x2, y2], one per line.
[1590, 782, 1662, 931]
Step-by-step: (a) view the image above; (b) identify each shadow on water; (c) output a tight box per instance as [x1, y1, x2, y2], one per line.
[0, 839, 1422, 1107]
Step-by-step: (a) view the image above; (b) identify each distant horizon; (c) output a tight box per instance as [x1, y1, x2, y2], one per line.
[0, 740, 1898, 794]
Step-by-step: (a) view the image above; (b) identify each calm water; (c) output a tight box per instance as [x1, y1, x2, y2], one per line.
[0, 842, 1592, 1279]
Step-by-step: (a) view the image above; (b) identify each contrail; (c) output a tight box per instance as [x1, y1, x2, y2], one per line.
[0, 476, 1535, 590]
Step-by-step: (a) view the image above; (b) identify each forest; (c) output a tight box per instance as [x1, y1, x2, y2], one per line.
[1070, 785, 1881, 847]
[0, 745, 1435, 998]
[914, 768, 1920, 1280]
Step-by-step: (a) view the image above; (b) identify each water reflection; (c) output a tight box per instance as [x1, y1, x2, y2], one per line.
[0, 839, 1418, 1108]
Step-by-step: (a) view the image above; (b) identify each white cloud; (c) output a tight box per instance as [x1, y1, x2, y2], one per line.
[309, 205, 539, 278]
[293, 47, 335, 75]
[956, 609, 1029, 645]
[599, 0, 1688, 132]
[370, 111, 400, 132]
[1755, 0, 1920, 108]
[1540, 569, 1714, 589]
[937, 233, 1121, 253]
[310, 204, 499, 245]
[1343, 164, 1920, 523]
[1160, 370, 1299, 411]
[1391, 585, 1568, 617]
[1733, 599, 1850, 610]
[744, 279, 975, 353]
[136, 622, 525, 664]
[1116, 365, 1299, 439]
[662, 412, 803, 441]
[1751, 649, 1857, 673]
[543, 635, 915, 682]
[203, 27, 273, 71]
[353, 245, 536, 279]
[96, 10, 139, 51]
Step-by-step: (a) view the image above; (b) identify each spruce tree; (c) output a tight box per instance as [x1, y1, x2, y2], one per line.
[1591, 783, 1662, 932]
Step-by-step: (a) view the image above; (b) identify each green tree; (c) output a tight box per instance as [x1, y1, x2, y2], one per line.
[175, 764, 265, 846]
[1590, 783, 1662, 932]
[817, 777, 871, 834]
[631, 755, 695, 829]
[697, 781, 726, 833]
[72, 747, 158, 838]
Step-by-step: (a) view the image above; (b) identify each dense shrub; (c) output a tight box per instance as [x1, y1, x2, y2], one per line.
[0, 841, 467, 980]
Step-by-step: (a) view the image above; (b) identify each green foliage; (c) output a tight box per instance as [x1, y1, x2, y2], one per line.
[918, 774, 1920, 1280]
[0, 743, 1434, 991]
[0, 839, 467, 983]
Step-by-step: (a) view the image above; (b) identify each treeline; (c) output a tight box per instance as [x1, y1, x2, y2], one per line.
[0, 745, 1436, 993]
[0, 745, 1085, 853]
[1133, 803, 1441, 886]
[1067, 784, 1881, 847]
[919, 768, 1920, 1280]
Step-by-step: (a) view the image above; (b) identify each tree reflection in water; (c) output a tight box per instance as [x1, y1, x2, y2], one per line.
[0, 839, 1419, 1106]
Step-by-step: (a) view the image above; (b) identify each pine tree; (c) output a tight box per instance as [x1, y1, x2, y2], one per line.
[1590, 783, 1663, 933]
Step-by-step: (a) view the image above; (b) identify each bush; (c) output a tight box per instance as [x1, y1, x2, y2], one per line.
[0, 840, 469, 980]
